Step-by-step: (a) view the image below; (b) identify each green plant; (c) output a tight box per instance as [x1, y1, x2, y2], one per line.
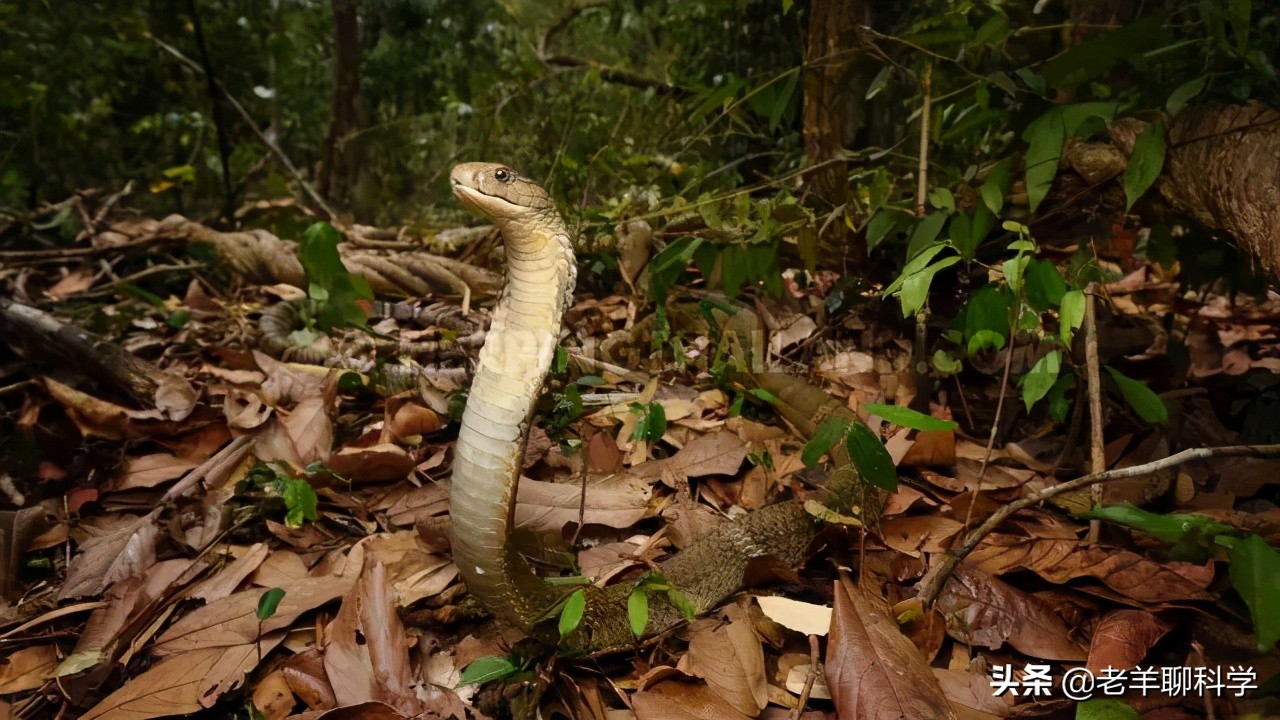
[291, 222, 374, 347]
[1088, 504, 1280, 651]
[237, 461, 320, 528]
[802, 406, 957, 493]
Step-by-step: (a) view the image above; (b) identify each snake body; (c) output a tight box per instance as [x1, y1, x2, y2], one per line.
[448, 163, 842, 650]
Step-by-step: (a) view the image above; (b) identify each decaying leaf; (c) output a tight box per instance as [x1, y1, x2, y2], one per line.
[678, 604, 769, 716]
[515, 473, 653, 531]
[826, 576, 957, 720]
[935, 566, 1087, 662]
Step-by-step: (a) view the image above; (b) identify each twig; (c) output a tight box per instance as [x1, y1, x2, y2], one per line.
[916, 443, 1280, 607]
[67, 262, 206, 300]
[1084, 283, 1105, 543]
[185, 0, 235, 221]
[148, 34, 337, 220]
[791, 634, 821, 720]
[915, 62, 932, 217]
[966, 336, 1015, 531]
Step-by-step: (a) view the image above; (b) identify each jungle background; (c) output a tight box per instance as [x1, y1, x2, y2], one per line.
[2, 1, 1280, 719]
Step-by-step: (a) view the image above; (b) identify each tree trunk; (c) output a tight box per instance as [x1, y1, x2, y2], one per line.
[802, 0, 872, 265]
[318, 0, 364, 211]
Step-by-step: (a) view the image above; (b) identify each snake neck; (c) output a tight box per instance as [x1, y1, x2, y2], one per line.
[449, 218, 575, 628]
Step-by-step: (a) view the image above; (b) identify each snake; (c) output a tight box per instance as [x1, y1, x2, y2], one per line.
[447, 162, 862, 651]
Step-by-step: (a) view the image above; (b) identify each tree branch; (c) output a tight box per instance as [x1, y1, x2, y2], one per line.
[916, 443, 1280, 607]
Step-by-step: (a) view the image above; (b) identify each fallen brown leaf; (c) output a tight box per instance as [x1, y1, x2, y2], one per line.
[1085, 610, 1175, 673]
[678, 604, 769, 716]
[0, 644, 57, 694]
[60, 511, 159, 600]
[826, 576, 957, 720]
[935, 566, 1087, 662]
[515, 473, 652, 532]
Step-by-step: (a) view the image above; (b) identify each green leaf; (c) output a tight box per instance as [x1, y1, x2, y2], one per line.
[1059, 290, 1086, 345]
[627, 586, 649, 637]
[865, 209, 903, 250]
[256, 588, 286, 620]
[1085, 504, 1234, 544]
[1166, 76, 1207, 116]
[802, 416, 852, 466]
[1042, 15, 1170, 90]
[666, 586, 697, 620]
[1022, 108, 1066, 213]
[1228, 534, 1280, 650]
[863, 404, 957, 431]
[1123, 120, 1166, 211]
[300, 222, 373, 331]
[1105, 366, 1168, 424]
[964, 285, 1012, 347]
[1021, 351, 1062, 410]
[1024, 259, 1068, 311]
[899, 256, 961, 318]
[865, 65, 891, 100]
[927, 187, 955, 212]
[649, 236, 705, 302]
[905, 212, 948, 261]
[967, 329, 1006, 354]
[980, 160, 1012, 215]
[932, 349, 963, 375]
[282, 478, 318, 528]
[1076, 699, 1139, 720]
[559, 589, 587, 637]
[1047, 373, 1076, 423]
[459, 656, 518, 685]
[844, 423, 897, 491]
[1002, 254, 1030, 295]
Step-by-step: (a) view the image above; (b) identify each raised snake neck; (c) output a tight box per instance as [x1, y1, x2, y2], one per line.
[448, 162, 576, 627]
[448, 163, 825, 650]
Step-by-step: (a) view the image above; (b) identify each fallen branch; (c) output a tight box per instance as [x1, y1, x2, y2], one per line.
[916, 442, 1280, 608]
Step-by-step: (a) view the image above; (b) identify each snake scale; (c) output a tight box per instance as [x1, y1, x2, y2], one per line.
[448, 163, 860, 651]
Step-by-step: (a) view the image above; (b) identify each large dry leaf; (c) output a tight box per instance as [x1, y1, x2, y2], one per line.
[931, 668, 1014, 719]
[325, 443, 415, 483]
[515, 473, 652, 531]
[112, 453, 201, 491]
[186, 543, 271, 602]
[0, 644, 57, 694]
[1085, 610, 1175, 673]
[632, 677, 752, 720]
[39, 378, 186, 440]
[60, 511, 159, 600]
[825, 577, 956, 720]
[79, 633, 286, 720]
[879, 516, 965, 558]
[630, 431, 748, 480]
[678, 604, 768, 716]
[323, 562, 423, 717]
[153, 576, 354, 655]
[935, 566, 1087, 662]
[968, 534, 1214, 602]
[254, 350, 331, 405]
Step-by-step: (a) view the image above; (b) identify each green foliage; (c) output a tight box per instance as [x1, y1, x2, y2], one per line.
[1224, 534, 1280, 650]
[1089, 505, 1280, 650]
[1104, 366, 1169, 424]
[459, 655, 521, 686]
[622, 572, 697, 638]
[801, 416, 898, 492]
[629, 402, 667, 442]
[558, 589, 587, 638]
[256, 588, 286, 621]
[238, 461, 321, 529]
[1076, 699, 1139, 720]
[298, 222, 373, 332]
[1122, 121, 1167, 210]
[862, 404, 957, 432]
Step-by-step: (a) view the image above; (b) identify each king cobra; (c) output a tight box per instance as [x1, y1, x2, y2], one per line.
[449, 162, 857, 651]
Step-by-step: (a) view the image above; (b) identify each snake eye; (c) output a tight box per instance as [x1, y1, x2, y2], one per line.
[493, 168, 511, 183]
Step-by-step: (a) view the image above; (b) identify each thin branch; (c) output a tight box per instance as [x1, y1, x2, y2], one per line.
[184, 0, 235, 221]
[1084, 283, 1105, 543]
[915, 62, 932, 217]
[539, 55, 693, 99]
[916, 443, 1280, 607]
[148, 34, 337, 220]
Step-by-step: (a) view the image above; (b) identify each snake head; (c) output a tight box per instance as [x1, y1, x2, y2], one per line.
[451, 162, 557, 225]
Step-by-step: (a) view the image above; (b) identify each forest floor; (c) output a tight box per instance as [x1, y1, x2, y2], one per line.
[2, 195, 1280, 720]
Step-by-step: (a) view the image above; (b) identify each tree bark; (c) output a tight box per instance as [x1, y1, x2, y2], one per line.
[802, 0, 872, 264]
[318, 0, 365, 210]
